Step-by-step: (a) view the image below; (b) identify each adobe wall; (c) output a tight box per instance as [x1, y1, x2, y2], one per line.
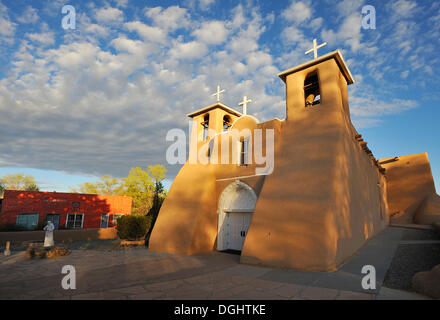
[149, 116, 282, 255]
[149, 163, 218, 254]
[149, 166, 267, 256]
[331, 110, 388, 267]
[0, 228, 118, 245]
[241, 59, 388, 271]
[380, 153, 439, 224]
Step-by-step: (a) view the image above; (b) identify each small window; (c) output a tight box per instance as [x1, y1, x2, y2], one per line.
[66, 213, 84, 229]
[304, 73, 321, 107]
[202, 114, 209, 140]
[113, 214, 123, 225]
[223, 115, 232, 132]
[239, 139, 249, 166]
[100, 213, 109, 228]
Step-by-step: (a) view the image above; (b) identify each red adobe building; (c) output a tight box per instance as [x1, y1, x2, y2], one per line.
[0, 190, 132, 230]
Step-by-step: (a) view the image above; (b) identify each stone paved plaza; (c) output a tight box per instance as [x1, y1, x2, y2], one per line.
[0, 227, 434, 300]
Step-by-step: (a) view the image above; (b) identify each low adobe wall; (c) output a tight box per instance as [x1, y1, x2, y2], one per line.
[380, 153, 438, 223]
[0, 228, 118, 245]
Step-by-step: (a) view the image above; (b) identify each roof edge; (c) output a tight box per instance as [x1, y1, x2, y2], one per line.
[277, 50, 355, 85]
[187, 102, 242, 118]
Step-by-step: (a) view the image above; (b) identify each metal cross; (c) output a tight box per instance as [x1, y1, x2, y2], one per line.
[238, 96, 252, 115]
[212, 85, 225, 103]
[305, 38, 327, 59]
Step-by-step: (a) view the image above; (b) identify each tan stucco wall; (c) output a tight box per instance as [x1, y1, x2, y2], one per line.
[240, 59, 388, 271]
[380, 153, 440, 224]
[149, 116, 281, 255]
[149, 163, 218, 254]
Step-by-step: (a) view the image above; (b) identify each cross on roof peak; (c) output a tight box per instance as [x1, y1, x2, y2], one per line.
[238, 96, 252, 115]
[305, 38, 327, 59]
[212, 85, 225, 103]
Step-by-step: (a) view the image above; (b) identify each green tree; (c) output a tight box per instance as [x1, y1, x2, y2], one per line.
[147, 165, 167, 219]
[25, 183, 40, 192]
[96, 175, 123, 194]
[0, 181, 4, 198]
[70, 182, 99, 194]
[0, 173, 40, 192]
[70, 175, 122, 195]
[69, 165, 167, 219]
[145, 165, 167, 244]
[148, 164, 167, 183]
[121, 167, 155, 215]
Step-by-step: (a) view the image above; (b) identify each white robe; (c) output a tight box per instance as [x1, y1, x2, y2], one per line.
[43, 222, 55, 247]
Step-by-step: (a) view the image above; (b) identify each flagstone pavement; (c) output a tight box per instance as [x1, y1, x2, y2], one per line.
[0, 227, 433, 300]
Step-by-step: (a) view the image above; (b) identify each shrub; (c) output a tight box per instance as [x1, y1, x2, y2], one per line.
[116, 214, 152, 241]
[25, 246, 69, 259]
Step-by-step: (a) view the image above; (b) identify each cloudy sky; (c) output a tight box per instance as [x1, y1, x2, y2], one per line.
[0, 0, 439, 191]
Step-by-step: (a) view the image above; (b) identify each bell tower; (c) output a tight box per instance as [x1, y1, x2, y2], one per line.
[186, 102, 242, 162]
[278, 50, 355, 121]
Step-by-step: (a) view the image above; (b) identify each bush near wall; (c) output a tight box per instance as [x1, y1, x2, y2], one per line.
[116, 215, 152, 240]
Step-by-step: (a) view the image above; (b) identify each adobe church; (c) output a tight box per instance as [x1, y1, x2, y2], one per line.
[149, 46, 440, 271]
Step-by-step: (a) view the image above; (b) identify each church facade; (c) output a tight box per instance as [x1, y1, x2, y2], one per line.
[149, 50, 440, 271]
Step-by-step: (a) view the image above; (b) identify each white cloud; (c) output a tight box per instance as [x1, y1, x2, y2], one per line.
[145, 6, 190, 32]
[17, 6, 39, 24]
[349, 81, 418, 122]
[321, 13, 363, 52]
[0, 1, 16, 39]
[25, 32, 55, 46]
[169, 41, 208, 60]
[336, 0, 365, 19]
[192, 21, 229, 45]
[282, 25, 306, 45]
[114, 0, 128, 8]
[124, 21, 167, 44]
[281, 1, 311, 24]
[95, 6, 124, 24]
[226, 5, 246, 29]
[400, 70, 409, 79]
[390, 0, 417, 19]
[199, 0, 215, 11]
[246, 51, 273, 71]
[185, 0, 216, 11]
[78, 13, 111, 39]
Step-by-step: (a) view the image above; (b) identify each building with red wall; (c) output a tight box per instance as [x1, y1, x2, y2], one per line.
[0, 190, 132, 230]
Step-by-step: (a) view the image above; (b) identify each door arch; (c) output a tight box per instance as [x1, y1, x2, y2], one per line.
[217, 180, 257, 251]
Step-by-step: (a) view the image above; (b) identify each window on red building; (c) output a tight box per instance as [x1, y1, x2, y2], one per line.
[113, 214, 123, 225]
[16, 213, 39, 230]
[66, 213, 84, 229]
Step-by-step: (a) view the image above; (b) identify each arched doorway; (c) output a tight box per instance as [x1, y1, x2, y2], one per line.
[217, 180, 257, 252]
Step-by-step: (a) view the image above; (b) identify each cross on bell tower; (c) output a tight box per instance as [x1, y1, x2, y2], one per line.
[212, 85, 225, 103]
[238, 96, 252, 115]
[305, 38, 327, 59]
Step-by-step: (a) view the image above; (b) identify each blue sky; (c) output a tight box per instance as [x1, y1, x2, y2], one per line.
[0, 0, 439, 191]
